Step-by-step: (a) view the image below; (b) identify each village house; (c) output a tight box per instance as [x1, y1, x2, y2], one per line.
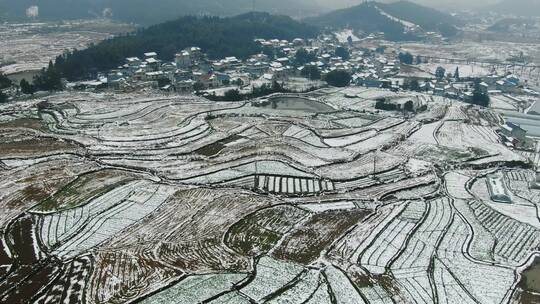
[244, 59, 269, 77]
[145, 57, 161, 71]
[175, 51, 192, 69]
[496, 75, 521, 93]
[144, 52, 158, 59]
[499, 122, 527, 147]
[175, 79, 194, 93]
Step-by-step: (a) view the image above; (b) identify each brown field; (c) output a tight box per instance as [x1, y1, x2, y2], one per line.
[273, 209, 370, 264]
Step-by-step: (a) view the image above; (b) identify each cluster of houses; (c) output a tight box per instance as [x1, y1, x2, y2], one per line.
[394, 69, 523, 103]
[70, 35, 535, 115]
[72, 36, 407, 94]
[62, 34, 540, 154]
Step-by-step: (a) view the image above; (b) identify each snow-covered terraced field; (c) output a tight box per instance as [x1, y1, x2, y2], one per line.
[0, 89, 536, 303]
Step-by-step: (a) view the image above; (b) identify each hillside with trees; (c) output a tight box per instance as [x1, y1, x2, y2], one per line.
[376, 1, 460, 36]
[487, 18, 538, 32]
[304, 1, 460, 41]
[305, 2, 418, 41]
[49, 13, 319, 81]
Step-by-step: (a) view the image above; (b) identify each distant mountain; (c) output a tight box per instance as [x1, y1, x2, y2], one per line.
[487, 18, 538, 32]
[304, 1, 460, 41]
[51, 12, 319, 80]
[487, 0, 540, 17]
[0, 0, 323, 24]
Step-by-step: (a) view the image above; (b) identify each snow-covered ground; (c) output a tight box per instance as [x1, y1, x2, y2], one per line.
[1, 86, 538, 303]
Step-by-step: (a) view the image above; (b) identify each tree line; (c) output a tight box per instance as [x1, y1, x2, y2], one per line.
[0, 73, 12, 103]
[41, 13, 319, 82]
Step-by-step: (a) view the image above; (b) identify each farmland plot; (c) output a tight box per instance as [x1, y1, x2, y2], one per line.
[359, 201, 426, 275]
[334, 116, 376, 128]
[282, 125, 327, 147]
[385, 198, 453, 303]
[33, 169, 140, 212]
[470, 176, 540, 230]
[139, 273, 247, 304]
[452, 199, 496, 262]
[388, 141, 485, 165]
[436, 121, 524, 164]
[391, 198, 453, 271]
[0, 156, 100, 229]
[436, 214, 515, 304]
[317, 151, 406, 181]
[102, 188, 274, 273]
[0, 90, 535, 302]
[324, 266, 366, 304]
[88, 250, 182, 304]
[327, 203, 406, 269]
[444, 171, 474, 200]
[34, 256, 93, 304]
[273, 209, 370, 264]
[467, 199, 540, 266]
[240, 256, 305, 302]
[255, 175, 334, 195]
[37, 180, 176, 259]
[408, 121, 440, 145]
[225, 205, 309, 256]
[0, 129, 83, 158]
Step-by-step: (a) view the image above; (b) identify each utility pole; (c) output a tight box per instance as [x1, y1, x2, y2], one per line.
[373, 151, 377, 175]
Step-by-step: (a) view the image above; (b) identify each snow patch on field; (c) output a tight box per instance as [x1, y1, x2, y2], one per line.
[300, 201, 357, 213]
[140, 273, 247, 304]
[241, 256, 305, 301]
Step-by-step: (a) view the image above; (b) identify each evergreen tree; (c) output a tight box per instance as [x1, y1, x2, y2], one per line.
[335, 46, 350, 60]
[232, 78, 244, 86]
[295, 48, 317, 66]
[20, 79, 35, 95]
[33, 61, 63, 92]
[325, 70, 351, 87]
[403, 100, 414, 112]
[435, 66, 446, 80]
[471, 79, 490, 107]
[375, 99, 397, 111]
[0, 73, 12, 90]
[301, 65, 321, 80]
[408, 79, 420, 91]
[224, 89, 242, 101]
[0, 91, 7, 103]
[193, 81, 205, 92]
[398, 52, 414, 64]
[271, 80, 284, 91]
[454, 67, 460, 80]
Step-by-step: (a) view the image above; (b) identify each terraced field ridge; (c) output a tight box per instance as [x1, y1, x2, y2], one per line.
[0, 88, 538, 303]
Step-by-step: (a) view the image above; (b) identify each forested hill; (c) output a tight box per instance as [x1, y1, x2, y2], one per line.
[376, 1, 459, 31]
[304, 1, 460, 41]
[0, 0, 322, 24]
[52, 13, 319, 80]
[305, 3, 418, 41]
